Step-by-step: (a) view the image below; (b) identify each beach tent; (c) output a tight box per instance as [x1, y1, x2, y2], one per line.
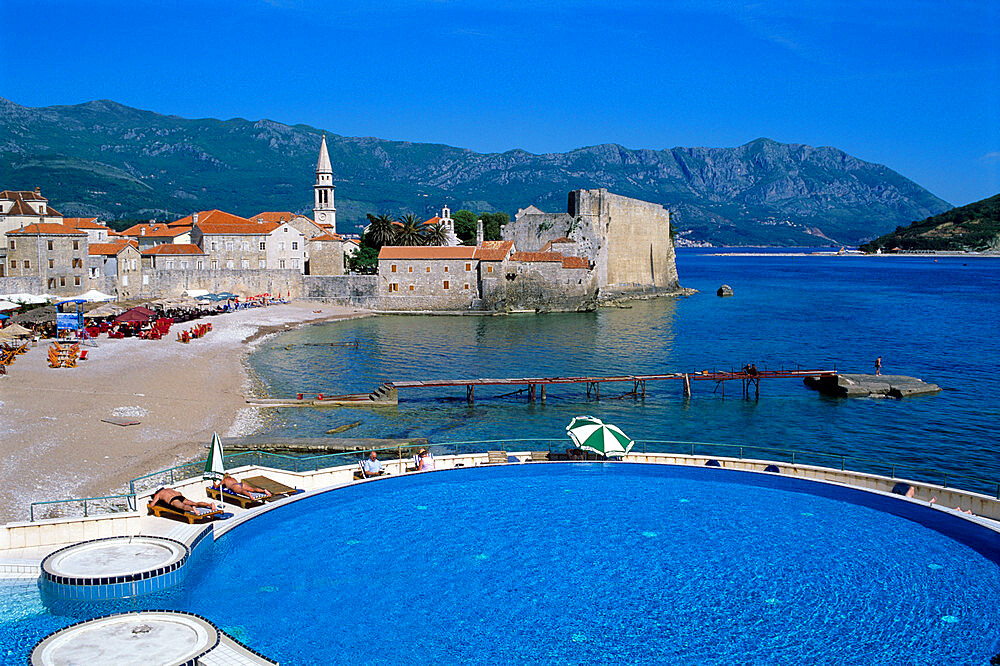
[0, 323, 32, 338]
[113, 308, 153, 324]
[0, 293, 52, 305]
[72, 289, 115, 302]
[0, 300, 20, 312]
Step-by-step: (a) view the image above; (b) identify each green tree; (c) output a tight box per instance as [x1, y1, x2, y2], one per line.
[365, 213, 396, 248]
[348, 245, 379, 274]
[395, 214, 425, 246]
[478, 211, 509, 241]
[452, 209, 477, 242]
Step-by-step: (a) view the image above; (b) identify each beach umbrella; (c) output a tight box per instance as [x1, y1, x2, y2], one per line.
[566, 416, 635, 458]
[113, 308, 152, 324]
[0, 323, 32, 338]
[0, 314, 8, 321]
[204, 432, 226, 489]
[0, 300, 20, 312]
[73, 289, 115, 302]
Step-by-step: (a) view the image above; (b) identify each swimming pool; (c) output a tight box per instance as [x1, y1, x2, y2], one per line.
[5, 463, 1000, 664]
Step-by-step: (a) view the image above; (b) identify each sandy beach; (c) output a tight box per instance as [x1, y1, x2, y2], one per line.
[0, 302, 369, 525]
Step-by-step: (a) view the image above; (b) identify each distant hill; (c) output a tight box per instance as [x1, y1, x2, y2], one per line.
[861, 193, 1000, 252]
[0, 97, 951, 246]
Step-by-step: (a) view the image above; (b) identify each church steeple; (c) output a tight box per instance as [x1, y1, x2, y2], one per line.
[313, 134, 336, 231]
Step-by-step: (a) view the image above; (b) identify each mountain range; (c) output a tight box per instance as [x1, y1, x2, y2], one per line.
[0, 97, 951, 246]
[861, 193, 1000, 252]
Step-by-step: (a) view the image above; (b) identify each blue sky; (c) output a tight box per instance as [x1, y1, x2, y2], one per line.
[2, 0, 998, 206]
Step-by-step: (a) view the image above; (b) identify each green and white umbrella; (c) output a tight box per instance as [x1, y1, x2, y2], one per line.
[566, 416, 635, 457]
[204, 432, 226, 485]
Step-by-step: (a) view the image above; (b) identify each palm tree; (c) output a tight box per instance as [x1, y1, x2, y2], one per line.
[394, 214, 426, 246]
[423, 222, 449, 246]
[365, 213, 396, 248]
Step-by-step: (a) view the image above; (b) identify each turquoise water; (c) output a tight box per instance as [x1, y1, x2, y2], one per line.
[249, 250, 1000, 489]
[5, 464, 1000, 664]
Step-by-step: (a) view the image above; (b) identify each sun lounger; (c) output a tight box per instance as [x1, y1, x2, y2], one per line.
[206, 485, 268, 509]
[529, 450, 549, 462]
[240, 475, 301, 501]
[483, 450, 508, 465]
[147, 500, 223, 524]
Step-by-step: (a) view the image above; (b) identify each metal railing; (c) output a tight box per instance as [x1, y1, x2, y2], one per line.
[29, 494, 136, 522]
[23, 438, 1000, 521]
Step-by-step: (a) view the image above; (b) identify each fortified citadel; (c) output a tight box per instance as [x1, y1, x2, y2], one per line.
[0, 136, 684, 312]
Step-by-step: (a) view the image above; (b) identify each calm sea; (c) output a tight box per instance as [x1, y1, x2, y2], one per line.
[248, 249, 1000, 489]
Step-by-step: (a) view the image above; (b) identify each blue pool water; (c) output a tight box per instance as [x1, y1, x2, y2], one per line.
[248, 250, 1000, 489]
[4, 464, 1000, 664]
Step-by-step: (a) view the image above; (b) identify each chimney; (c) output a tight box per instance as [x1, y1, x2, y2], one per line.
[192, 212, 199, 226]
[476, 219, 484, 246]
[140, 227, 145, 236]
[34, 186, 40, 194]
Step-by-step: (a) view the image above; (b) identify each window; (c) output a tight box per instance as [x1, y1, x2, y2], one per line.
[24, 260, 30, 269]
[466, 263, 471, 271]
[487, 265, 494, 273]
[292, 242, 298, 250]
[443, 280, 450, 290]
[226, 241, 234, 251]
[258, 259, 266, 269]
[9, 261, 14, 269]
[283, 227, 288, 232]
[444, 266, 449, 273]
[47, 240, 54, 251]
[292, 258, 300, 269]
[389, 283, 399, 292]
[73, 240, 80, 251]
[59, 277, 66, 286]
[48, 259, 54, 269]
[242, 241, 250, 251]
[409, 285, 414, 291]
[259, 242, 266, 251]
[408, 266, 413, 273]
[180, 261, 188, 269]
[211, 241, 218, 251]
[279, 242, 285, 251]
[391, 264, 397, 273]
[122, 275, 128, 286]
[211, 260, 218, 269]
[227, 260, 234, 269]
[197, 260, 204, 270]
[73, 258, 83, 268]
[142, 275, 149, 285]
[74, 276, 81, 286]
[8, 240, 14, 250]
[237, 259, 247, 269]
[131, 260, 137, 270]
[165, 259, 175, 269]
[425, 267, 430, 273]
[279, 259, 285, 269]
[464, 283, 470, 290]
[48, 278, 56, 288]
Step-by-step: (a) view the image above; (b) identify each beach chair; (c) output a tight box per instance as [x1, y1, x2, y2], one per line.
[529, 450, 549, 462]
[207, 484, 268, 509]
[483, 450, 508, 465]
[147, 500, 223, 524]
[240, 475, 301, 501]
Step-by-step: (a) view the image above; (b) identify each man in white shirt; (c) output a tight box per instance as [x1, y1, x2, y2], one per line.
[361, 450, 385, 477]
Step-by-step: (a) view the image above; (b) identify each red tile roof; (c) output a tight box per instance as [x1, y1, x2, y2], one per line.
[169, 209, 251, 229]
[88, 240, 139, 256]
[510, 251, 564, 263]
[63, 217, 108, 230]
[6, 199, 39, 216]
[198, 221, 278, 235]
[422, 216, 442, 226]
[249, 211, 297, 224]
[540, 237, 576, 252]
[310, 232, 343, 242]
[561, 256, 590, 269]
[474, 240, 515, 261]
[379, 246, 477, 260]
[141, 243, 206, 256]
[7, 223, 85, 236]
[0, 189, 47, 201]
[118, 222, 190, 238]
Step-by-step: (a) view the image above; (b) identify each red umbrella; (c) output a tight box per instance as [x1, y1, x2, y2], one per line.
[113, 308, 153, 324]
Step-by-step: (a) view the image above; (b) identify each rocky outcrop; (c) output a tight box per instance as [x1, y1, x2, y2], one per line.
[717, 284, 733, 297]
[803, 373, 941, 398]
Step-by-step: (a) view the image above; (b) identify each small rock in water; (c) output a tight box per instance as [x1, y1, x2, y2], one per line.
[717, 284, 734, 297]
[326, 421, 362, 435]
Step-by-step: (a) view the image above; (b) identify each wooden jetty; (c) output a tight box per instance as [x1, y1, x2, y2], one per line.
[387, 368, 837, 403]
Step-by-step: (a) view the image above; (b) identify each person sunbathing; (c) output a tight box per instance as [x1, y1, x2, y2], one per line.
[150, 487, 218, 515]
[217, 475, 271, 498]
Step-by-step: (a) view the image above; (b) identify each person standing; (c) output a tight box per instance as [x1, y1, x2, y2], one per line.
[875, 356, 882, 376]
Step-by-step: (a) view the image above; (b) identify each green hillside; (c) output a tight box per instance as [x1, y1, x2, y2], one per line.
[861, 193, 1000, 252]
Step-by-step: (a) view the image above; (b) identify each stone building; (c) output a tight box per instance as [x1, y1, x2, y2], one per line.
[307, 232, 345, 276]
[377, 246, 480, 310]
[190, 215, 307, 273]
[87, 239, 139, 282]
[505, 189, 679, 300]
[6, 223, 87, 295]
[63, 217, 114, 245]
[0, 189, 63, 236]
[118, 222, 193, 249]
[141, 244, 207, 271]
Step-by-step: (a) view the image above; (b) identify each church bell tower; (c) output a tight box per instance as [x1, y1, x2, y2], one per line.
[313, 135, 336, 231]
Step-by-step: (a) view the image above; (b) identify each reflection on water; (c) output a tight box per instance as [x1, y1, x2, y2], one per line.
[249, 251, 1000, 486]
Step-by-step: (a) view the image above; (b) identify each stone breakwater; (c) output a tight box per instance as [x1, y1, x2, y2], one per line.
[803, 374, 941, 398]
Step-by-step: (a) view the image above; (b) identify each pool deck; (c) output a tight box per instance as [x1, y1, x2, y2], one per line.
[6, 451, 1000, 664]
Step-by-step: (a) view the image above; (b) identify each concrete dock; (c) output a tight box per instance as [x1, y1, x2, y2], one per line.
[803, 373, 941, 398]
